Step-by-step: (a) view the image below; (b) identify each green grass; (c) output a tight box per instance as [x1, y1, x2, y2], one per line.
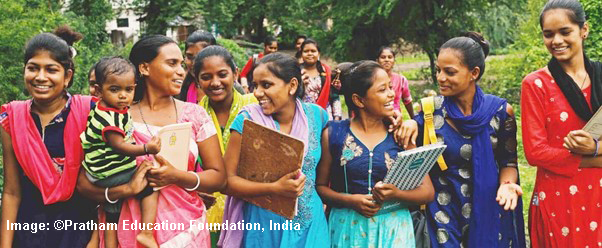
[395, 53, 429, 64]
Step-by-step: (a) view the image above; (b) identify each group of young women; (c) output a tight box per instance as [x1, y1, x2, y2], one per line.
[1, 0, 601, 247]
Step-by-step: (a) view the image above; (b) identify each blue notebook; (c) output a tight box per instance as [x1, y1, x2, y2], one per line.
[377, 143, 447, 214]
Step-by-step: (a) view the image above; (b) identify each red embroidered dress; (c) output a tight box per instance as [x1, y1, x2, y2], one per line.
[521, 68, 602, 248]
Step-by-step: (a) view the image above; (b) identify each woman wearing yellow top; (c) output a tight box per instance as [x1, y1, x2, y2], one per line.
[194, 45, 257, 247]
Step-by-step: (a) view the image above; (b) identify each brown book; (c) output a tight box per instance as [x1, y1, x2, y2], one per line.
[237, 119, 305, 219]
[584, 106, 602, 140]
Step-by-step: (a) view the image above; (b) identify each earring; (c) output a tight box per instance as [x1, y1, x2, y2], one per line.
[289, 91, 295, 95]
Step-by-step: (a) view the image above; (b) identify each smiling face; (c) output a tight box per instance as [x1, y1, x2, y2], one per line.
[436, 48, 478, 97]
[252, 63, 297, 116]
[99, 70, 136, 110]
[357, 68, 395, 117]
[197, 56, 236, 104]
[302, 43, 319, 65]
[24, 51, 72, 103]
[184, 42, 209, 73]
[264, 42, 278, 55]
[141, 43, 186, 96]
[377, 49, 395, 72]
[541, 9, 588, 63]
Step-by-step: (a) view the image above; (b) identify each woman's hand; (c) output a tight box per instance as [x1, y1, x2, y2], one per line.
[564, 130, 598, 155]
[331, 78, 342, 90]
[392, 119, 418, 149]
[496, 183, 523, 211]
[126, 160, 153, 194]
[271, 170, 306, 198]
[147, 155, 180, 188]
[372, 181, 401, 204]
[348, 194, 381, 218]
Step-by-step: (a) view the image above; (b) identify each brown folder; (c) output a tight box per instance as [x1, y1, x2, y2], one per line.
[237, 119, 305, 219]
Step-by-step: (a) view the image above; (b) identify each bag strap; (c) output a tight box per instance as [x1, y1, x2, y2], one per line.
[421, 96, 448, 171]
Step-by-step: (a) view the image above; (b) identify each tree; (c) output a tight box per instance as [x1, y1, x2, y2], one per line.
[132, 0, 206, 35]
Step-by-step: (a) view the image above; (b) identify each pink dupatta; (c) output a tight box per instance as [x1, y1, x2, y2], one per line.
[1, 95, 92, 205]
[99, 128, 210, 248]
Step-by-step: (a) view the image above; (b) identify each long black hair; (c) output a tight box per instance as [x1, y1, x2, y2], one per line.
[24, 25, 83, 88]
[129, 35, 177, 101]
[440, 32, 490, 81]
[256, 53, 304, 99]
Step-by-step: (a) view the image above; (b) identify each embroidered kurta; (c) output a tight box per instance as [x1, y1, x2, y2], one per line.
[327, 120, 415, 248]
[521, 68, 602, 248]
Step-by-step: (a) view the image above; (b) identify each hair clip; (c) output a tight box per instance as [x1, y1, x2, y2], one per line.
[70, 46, 77, 58]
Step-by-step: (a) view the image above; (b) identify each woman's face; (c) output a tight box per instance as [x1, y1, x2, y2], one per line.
[253, 63, 297, 116]
[541, 9, 588, 63]
[24, 51, 72, 103]
[436, 49, 478, 97]
[358, 68, 395, 117]
[302, 43, 320, 65]
[377, 49, 395, 72]
[295, 38, 305, 51]
[142, 43, 186, 96]
[197, 56, 236, 104]
[264, 42, 278, 55]
[184, 42, 209, 74]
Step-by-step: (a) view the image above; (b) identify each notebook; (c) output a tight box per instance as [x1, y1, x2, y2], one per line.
[237, 120, 305, 219]
[378, 143, 447, 213]
[153, 122, 192, 190]
[584, 106, 602, 140]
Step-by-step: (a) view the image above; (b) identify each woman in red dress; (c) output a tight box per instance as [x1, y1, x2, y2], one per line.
[521, 0, 602, 247]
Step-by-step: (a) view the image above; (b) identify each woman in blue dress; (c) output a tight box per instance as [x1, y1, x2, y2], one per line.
[223, 53, 330, 247]
[413, 33, 526, 247]
[316, 60, 435, 248]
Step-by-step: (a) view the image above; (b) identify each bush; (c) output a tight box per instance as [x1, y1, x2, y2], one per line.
[217, 38, 259, 70]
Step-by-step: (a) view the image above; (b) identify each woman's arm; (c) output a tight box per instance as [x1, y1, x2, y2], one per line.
[147, 135, 226, 193]
[76, 162, 152, 203]
[521, 75, 581, 176]
[0, 129, 21, 248]
[404, 102, 415, 118]
[316, 128, 381, 217]
[223, 131, 305, 198]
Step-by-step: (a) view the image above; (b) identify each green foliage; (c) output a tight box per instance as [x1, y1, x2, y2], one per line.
[217, 38, 252, 70]
[132, 0, 206, 35]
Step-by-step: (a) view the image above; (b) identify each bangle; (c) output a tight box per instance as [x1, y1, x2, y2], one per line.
[144, 144, 149, 155]
[185, 171, 200, 191]
[105, 187, 118, 204]
[593, 138, 599, 157]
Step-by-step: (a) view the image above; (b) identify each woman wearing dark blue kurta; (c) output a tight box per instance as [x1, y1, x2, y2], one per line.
[316, 60, 434, 248]
[413, 33, 526, 247]
[0, 28, 97, 247]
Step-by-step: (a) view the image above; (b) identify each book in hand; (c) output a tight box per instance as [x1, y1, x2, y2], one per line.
[153, 122, 192, 190]
[378, 143, 447, 213]
[584, 106, 602, 140]
[237, 120, 305, 219]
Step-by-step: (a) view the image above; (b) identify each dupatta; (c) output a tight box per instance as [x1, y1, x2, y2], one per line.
[2, 95, 92, 205]
[443, 86, 506, 247]
[218, 98, 308, 247]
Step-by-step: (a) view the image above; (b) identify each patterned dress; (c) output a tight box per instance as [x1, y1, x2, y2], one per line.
[230, 102, 330, 248]
[414, 96, 526, 248]
[327, 120, 415, 248]
[0, 94, 97, 247]
[521, 68, 602, 248]
[303, 75, 342, 120]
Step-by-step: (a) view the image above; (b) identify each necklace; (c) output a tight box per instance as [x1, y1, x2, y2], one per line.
[578, 72, 588, 89]
[138, 97, 178, 136]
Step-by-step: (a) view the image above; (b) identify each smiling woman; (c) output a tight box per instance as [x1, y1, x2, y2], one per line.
[76, 35, 226, 248]
[0, 26, 98, 248]
[521, 0, 602, 247]
[414, 32, 526, 248]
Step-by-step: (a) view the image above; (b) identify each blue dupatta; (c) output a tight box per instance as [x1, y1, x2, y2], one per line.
[443, 86, 506, 247]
